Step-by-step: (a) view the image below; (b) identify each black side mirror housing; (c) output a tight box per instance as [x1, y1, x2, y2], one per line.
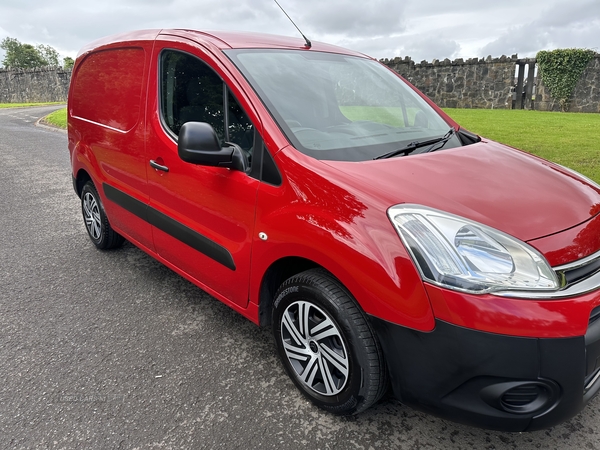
[178, 122, 247, 172]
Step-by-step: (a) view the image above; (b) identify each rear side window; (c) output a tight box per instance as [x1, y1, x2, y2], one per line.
[71, 47, 145, 132]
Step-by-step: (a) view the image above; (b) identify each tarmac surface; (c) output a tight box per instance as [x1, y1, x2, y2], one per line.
[1, 105, 600, 449]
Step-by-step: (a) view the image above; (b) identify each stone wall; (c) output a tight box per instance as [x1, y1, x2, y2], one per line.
[382, 55, 519, 109]
[382, 54, 600, 113]
[0, 67, 71, 103]
[535, 56, 600, 113]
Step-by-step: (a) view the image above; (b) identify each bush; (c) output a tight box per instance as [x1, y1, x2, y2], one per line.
[536, 49, 596, 112]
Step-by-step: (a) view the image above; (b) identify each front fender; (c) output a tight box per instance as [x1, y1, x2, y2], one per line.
[250, 149, 435, 332]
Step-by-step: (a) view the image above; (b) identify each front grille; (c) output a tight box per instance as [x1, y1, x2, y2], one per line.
[555, 249, 600, 289]
[563, 259, 600, 285]
[590, 306, 600, 325]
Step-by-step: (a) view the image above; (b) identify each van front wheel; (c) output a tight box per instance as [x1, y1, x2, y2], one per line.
[81, 181, 124, 250]
[272, 269, 388, 415]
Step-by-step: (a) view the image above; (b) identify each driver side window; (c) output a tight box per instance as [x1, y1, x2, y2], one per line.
[160, 50, 254, 155]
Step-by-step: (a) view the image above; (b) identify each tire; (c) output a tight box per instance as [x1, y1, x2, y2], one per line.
[80, 181, 125, 250]
[272, 268, 388, 415]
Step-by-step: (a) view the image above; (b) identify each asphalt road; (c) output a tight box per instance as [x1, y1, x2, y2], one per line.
[1, 106, 600, 449]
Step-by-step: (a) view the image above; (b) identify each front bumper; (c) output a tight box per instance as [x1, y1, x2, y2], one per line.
[370, 314, 600, 431]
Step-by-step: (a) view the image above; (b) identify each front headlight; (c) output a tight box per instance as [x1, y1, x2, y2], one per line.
[388, 205, 559, 294]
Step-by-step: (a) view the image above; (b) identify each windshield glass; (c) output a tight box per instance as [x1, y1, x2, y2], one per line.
[225, 49, 456, 162]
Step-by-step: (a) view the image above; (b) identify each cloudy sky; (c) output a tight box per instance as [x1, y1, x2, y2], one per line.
[0, 0, 598, 64]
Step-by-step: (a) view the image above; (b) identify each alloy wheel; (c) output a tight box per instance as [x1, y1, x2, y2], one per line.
[82, 192, 102, 240]
[280, 300, 349, 396]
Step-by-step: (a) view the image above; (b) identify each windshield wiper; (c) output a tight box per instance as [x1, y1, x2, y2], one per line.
[373, 128, 456, 160]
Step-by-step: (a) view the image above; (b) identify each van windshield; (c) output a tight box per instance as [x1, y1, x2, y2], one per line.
[225, 49, 458, 162]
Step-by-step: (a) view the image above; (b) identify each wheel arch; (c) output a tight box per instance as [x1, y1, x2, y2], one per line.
[74, 168, 93, 198]
[258, 256, 321, 327]
[253, 235, 436, 332]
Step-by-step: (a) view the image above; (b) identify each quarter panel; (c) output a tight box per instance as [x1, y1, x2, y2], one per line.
[68, 39, 154, 250]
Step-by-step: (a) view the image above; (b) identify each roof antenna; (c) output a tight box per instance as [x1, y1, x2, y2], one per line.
[273, 0, 311, 48]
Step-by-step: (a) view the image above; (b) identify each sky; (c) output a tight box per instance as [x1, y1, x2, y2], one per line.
[0, 0, 598, 65]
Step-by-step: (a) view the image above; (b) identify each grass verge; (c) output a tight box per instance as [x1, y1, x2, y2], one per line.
[444, 108, 600, 183]
[43, 107, 67, 129]
[0, 102, 64, 109]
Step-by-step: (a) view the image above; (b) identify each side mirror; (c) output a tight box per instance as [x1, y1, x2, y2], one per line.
[178, 122, 246, 171]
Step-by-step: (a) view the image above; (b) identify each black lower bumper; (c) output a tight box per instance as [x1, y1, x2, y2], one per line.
[370, 316, 600, 431]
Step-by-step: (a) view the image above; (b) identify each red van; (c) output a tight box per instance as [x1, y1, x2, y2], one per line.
[68, 29, 600, 431]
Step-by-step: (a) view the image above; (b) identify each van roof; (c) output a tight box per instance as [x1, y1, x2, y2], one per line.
[77, 29, 369, 59]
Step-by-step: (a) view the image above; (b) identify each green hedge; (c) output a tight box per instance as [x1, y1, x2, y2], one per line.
[536, 49, 596, 112]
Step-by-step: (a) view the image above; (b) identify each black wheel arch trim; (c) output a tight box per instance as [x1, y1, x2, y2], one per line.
[102, 183, 236, 270]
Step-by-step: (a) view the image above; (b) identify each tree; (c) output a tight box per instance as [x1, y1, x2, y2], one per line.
[37, 44, 60, 67]
[1, 37, 44, 68]
[1, 37, 62, 69]
[63, 56, 75, 70]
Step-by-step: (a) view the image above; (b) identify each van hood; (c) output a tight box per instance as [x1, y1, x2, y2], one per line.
[324, 140, 600, 242]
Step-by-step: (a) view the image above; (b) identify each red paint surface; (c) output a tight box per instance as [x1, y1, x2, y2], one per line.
[324, 142, 600, 242]
[69, 29, 600, 339]
[427, 282, 600, 338]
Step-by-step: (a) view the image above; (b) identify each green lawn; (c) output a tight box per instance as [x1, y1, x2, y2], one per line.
[0, 102, 64, 108]
[44, 107, 67, 128]
[444, 109, 600, 183]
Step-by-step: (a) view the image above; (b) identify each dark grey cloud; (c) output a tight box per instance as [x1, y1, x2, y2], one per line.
[480, 0, 600, 57]
[536, 0, 600, 27]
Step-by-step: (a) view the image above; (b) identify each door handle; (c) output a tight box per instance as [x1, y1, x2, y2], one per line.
[150, 160, 169, 172]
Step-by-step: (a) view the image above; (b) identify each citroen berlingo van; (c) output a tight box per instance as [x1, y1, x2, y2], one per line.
[68, 29, 600, 431]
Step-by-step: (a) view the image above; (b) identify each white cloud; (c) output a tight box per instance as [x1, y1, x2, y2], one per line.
[401, 35, 461, 62]
[299, 0, 406, 38]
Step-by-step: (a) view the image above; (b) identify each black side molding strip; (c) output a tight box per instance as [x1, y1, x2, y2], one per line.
[104, 184, 149, 222]
[103, 183, 236, 271]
